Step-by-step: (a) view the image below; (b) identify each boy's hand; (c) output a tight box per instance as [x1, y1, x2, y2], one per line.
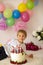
[29, 54, 33, 58]
[26, 54, 33, 58]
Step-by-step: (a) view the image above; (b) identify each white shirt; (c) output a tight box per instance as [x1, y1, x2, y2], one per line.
[7, 39, 26, 54]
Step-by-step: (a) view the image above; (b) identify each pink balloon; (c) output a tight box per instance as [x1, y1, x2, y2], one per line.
[21, 11, 30, 22]
[0, 18, 8, 30]
[0, 3, 5, 12]
[13, 21, 27, 31]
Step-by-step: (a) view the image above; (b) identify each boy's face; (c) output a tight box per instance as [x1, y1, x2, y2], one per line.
[17, 32, 26, 43]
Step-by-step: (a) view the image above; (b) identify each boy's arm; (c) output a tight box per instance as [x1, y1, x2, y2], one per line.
[4, 44, 10, 57]
[24, 43, 33, 58]
[25, 53, 33, 58]
[4, 39, 12, 57]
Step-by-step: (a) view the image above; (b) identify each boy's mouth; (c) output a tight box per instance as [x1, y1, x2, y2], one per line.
[18, 40, 23, 43]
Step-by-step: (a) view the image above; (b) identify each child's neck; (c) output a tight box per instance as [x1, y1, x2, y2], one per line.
[18, 39, 23, 44]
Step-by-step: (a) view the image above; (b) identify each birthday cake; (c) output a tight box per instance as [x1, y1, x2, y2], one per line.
[10, 46, 27, 64]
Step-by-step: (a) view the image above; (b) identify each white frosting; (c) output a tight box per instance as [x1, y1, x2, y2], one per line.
[10, 52, 26, 62]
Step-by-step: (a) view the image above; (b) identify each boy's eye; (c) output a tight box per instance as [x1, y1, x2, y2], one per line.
[19, 35, 21, 37]
[22, 35, 24, 37]
[19, 35, 24, 37]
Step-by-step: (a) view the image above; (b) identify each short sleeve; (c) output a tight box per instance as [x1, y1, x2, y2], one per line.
[7, 39, 18, 47]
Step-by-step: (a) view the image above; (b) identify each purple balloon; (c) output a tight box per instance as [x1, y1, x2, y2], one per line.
[21, 11, 30, 22]
[0, 18, 8, 30]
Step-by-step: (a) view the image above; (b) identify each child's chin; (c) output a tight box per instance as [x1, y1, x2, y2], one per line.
[19, 40, 23, 43]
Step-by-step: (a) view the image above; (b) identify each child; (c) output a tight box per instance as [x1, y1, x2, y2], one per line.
[6, 29, 33, 58]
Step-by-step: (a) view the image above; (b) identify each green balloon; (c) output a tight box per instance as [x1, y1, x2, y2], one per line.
[26, 1, 34, 10]
[3, 9, 12, 18]
[6, 18, 15, 26]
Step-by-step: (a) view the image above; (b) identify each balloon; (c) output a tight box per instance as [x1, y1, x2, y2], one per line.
[26, 1, 34, 10]
[6, 18, 15, 26]
[3, 9, 12, 18]
[0, 18, 7, 30]
[21, 11, 30, 22]
[0, 3, 5, 12]
[0, 17, 6, 22]
[31, 0, 34, 2]
[18, 3, 26, 12]
[14, 21, 27, 31]
[0, 43, 2, 47]
[31, 0, 39, 6]
[27, 9, 33, 17]
[12, 10, 21, 19]
[0, 13, 3, 19]
[34, 0, 39, 6]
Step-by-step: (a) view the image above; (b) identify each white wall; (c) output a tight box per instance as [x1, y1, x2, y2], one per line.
[0, 0, 43, 47]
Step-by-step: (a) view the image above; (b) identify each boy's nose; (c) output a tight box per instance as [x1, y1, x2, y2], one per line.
[21, 37, 23, 39]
